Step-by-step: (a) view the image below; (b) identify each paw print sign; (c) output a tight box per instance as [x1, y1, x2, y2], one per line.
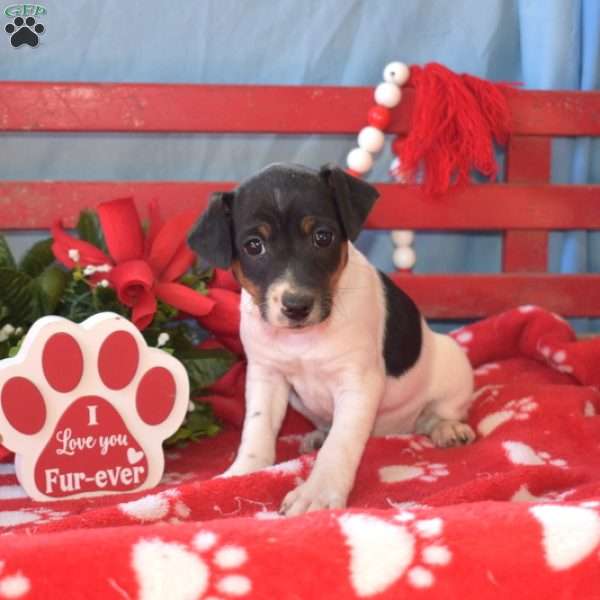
[0, 313, 189, 501]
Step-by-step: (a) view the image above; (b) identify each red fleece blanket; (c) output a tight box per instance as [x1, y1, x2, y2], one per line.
[1, 306, 600, 599]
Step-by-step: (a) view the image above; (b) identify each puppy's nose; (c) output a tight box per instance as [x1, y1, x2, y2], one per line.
[281, 291, 314, 322]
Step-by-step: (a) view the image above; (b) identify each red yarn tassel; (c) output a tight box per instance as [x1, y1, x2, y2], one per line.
[391, 63, 514, 196]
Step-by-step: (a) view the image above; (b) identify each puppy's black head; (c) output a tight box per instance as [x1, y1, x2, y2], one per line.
[188, 163, 379, 328]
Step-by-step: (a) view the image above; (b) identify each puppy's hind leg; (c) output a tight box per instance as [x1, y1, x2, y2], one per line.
[416, 333, 476, 448]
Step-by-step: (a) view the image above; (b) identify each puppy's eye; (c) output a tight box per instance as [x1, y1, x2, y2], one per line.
[243, 237, 265, 256]
[313, 229, 333, 248]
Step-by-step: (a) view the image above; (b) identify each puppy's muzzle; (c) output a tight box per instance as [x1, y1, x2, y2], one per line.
[281, 291, 315, 323]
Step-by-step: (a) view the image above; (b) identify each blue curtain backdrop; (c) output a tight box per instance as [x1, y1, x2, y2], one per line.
[0, 0, 598, 330]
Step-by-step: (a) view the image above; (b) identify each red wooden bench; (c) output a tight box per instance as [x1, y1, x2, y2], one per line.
[1, 82, 599, 320]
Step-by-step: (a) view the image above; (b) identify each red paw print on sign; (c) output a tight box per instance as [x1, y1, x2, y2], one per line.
[0, 313, 189, 501]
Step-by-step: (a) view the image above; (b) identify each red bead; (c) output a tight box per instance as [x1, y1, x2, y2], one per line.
[367, 105, 391, 130]
[345, 168, 362, 178]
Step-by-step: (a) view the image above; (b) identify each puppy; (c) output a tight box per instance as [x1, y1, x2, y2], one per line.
[189, 163, 474, 516]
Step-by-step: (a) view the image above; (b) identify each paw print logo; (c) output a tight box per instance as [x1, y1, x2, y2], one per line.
[379, 461, 449, 484]
[133, 531, 251, 600]
[0, 313, 188, 501]
[5, 16, 44, 48]
[477, 396, 538, 436]
[339, 513, 451, 595]
[503, 441, 567, 468]
[0, 561, 30, 598]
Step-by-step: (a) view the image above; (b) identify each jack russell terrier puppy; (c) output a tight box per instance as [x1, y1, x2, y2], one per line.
[189, 163, 475, 516]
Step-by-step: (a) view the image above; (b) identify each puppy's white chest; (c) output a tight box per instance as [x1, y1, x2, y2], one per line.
[286, 362, 335, 424]
[241, 319, 348, 424]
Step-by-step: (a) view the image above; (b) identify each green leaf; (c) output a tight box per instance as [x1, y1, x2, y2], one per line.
[0, 236, 16, 270]
[8, 338, 23, 358]
[0, 268, 38, 323]
[19, 238, 55, 278]
[193, 266, 214, 282]
[30, 284, 51, 322]
[0, 303, 9, 325]
[180, 274, 208, 295]
[76, 211, 106, 252]
[57, 276, 127, 323]
[180, 348, 236, 395]
[164, 402, 221, 447]
[37, 266, 68, 313]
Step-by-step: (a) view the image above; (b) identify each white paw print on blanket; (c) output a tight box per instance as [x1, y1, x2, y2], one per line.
[159, 471, 197, 486]
[0, 562, 29, 598]
[471, 385, 503, 407]
[407, 437, 435, 452]
[511, 484, 576, 503]
[0, 507, 68, 529]
[120, 489, 191, 524]
[451, 328, 473, 353]
[477, 396, 538, 436]
[339, 512, 451, 596]
[133, 531, 251, 600]
[518, 305, 539, 314]
[474, 362, 501, 377]
[539, 346, 574, 374]
[503, 441, 567, 468]
[379, 462, 449, 484]
[530, 505, 600, 570]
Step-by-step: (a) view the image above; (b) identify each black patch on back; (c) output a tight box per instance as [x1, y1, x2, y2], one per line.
[378, 271, 422, 377]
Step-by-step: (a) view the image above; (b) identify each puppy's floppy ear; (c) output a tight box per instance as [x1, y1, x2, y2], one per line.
[319, 164, 379, 241]
[187, 191, 235, 268]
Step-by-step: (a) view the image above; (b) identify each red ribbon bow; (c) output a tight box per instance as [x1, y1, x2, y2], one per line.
[52, 197, 216, 330]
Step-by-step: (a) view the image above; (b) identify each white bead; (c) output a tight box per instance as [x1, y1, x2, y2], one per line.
[383, 61, 410, 86]
[357, 126, 385, 154]
[393, 246, 416, 269]
[346, 147, 373, 174]
[391, 230, 415, 246]
[374, 82, 402, 108]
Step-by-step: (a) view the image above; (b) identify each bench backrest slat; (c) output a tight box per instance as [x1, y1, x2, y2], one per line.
[1, 82, 599, 320]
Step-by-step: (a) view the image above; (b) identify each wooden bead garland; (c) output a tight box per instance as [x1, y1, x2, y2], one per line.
[345, 61, 416, 272]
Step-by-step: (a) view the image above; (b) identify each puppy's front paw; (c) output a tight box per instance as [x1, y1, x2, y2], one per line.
[280, 476, 348, 516]
[430, 420, 476, 448]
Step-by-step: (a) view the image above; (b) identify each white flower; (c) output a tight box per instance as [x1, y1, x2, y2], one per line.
[67, 249, 80, 262]
[97, 279, 110, 288]
[83, 264, 111, 277]
[0, 324, 15, 343]
[188, 401, 196, 412]
[157, 332, 170, 348]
